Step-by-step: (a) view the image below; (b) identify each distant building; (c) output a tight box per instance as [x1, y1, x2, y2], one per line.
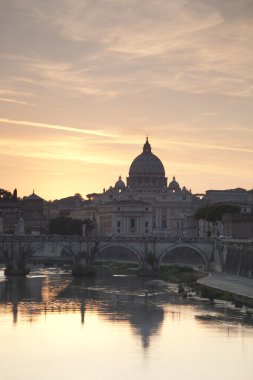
[200, 188, 253, 239]
[0, 189, 21, 234]
[203, 188, 252, 205]
[197, 219, 224, 239]
[47, 194, 84, 219]
[222, 207, 253, 239]
[22, 191, 48, 234]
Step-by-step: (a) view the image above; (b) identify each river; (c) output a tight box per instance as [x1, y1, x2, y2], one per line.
[0, 266, 252, 380]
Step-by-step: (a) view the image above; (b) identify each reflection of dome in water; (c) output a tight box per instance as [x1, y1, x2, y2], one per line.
[130, 303, 164, 349]
[127, 138, 167, 189]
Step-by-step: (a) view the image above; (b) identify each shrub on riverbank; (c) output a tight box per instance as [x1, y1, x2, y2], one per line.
[96, 261, 139, 275]
[159, 265, 206, 285]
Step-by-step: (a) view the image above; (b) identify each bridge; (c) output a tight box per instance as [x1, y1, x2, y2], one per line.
[0, 234, 252, 276]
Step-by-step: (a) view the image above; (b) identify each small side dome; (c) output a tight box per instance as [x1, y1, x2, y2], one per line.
[168, 176, 181, 191]
[115, 176, 126, 191]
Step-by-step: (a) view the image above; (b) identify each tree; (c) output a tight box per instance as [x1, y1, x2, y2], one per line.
[0, 188, 12, 200]
[82, 218, 96, 236]
[74, 193, 83, 200]
[13, 189, 17, 199]
[194, 204, 240, 222]
[49, 217, 83, 235]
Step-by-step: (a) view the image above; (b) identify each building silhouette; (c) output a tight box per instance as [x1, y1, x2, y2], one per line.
[76, 138, 200, 237]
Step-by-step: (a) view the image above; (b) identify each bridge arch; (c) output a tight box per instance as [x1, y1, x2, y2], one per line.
[159, 243, 208, 269]
[29, 241, 77, 262]
[96, 243, 143, 264]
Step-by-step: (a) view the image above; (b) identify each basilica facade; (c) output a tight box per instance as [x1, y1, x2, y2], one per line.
[82, 138, 200, 237]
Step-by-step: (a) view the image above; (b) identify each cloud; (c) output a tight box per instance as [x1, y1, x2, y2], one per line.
[0, 97, 35, 106]
[0, 118, 118, 138]
[0, 137, 127, 166]
[164, 139, 253, 154]
[1, 1, 253, 98]
[1, 54, 122, 99]
[91, 130, 253, 155]
[0, 88, 33, 98]
[0, 151, 126, 166]
[20, 0, 253, 97]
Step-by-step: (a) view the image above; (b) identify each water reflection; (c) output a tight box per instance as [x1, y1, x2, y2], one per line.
[0, 268, 253, 380]
[0, 268, 165, 349]
[59, 275, 165, 349]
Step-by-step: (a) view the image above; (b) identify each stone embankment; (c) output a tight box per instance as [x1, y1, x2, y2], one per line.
[197, 272, 253, 300]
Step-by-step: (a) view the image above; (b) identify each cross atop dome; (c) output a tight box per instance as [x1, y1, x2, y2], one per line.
[143, 137, 151, 154]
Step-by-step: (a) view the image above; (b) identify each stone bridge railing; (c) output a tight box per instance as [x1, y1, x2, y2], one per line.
[0, 234, 216, 276]
[1, 234, 252, 278]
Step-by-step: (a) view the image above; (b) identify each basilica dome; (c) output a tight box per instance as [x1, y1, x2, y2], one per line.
[129, 141, 165, 176]
[127, 138, 167, 189]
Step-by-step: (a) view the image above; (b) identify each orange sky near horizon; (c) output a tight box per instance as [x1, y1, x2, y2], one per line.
[0, 1, 252, 200]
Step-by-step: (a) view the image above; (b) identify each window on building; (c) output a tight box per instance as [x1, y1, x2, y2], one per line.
[130, 218, 135, 228]
[117, 221, 121, 228]
[161, 220, 167, 228]
[145, 221, 149, 228]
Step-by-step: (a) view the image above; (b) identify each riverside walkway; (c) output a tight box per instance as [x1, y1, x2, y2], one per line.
[198, 272, 253, 299]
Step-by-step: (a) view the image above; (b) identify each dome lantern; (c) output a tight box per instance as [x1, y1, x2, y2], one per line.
[143, 137, 152, 154]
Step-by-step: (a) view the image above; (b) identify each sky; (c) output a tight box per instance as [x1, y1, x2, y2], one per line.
[0, 0, 253, 200]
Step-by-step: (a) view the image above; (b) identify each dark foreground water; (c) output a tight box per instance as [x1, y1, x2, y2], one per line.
[0, 266, 253, 380]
